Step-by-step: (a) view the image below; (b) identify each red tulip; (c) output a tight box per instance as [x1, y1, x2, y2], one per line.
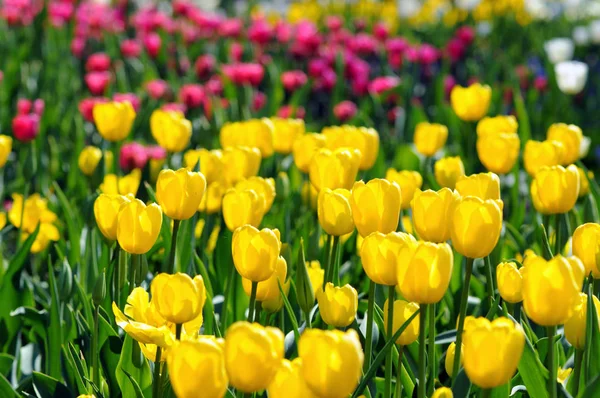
[120, 39, 141, 58]
[143, 32, 162, 58]
[84, 71, 111, 96]
[373, 22, 390, 41]
[325, 16, 343, 32]
[281, 70, 308, 92]
[456, 26, 475, 46]
[79, 97, 108, 122]
[86, 52, 111, 72]
[334, 101, 358, 122]
[12, 114, 39, 142]
[219, 18, 243, 38]
[248, 18, 273, 45]
[277, 105, 305, 119]
[534, 76, 548, 92]
[71, 37, 86, 58]
[194, 54, 215, 79]
[120, 142, 148, 171]
[179, 84, 205, 109]
[252, 91, 266, 112]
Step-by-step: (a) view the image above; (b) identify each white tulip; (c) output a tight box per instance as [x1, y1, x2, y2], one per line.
[397, 0, 421, 18]
[573, 26, 590, 46]
[555, 61, 588, 95]
[544, 38, 575, 64]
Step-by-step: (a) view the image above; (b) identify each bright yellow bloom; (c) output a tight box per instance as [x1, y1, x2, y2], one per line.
[385, 169, 423, 210]
[224, 322, 284, 393]
[9, 193, 58, 233]
[309, 148, 361, 191]
[198, 182, 227, 214]
[93, 101, 136, 142]
[547, 123, 583, 165]
[445, 342, 462, 378]
[318, 188, 354, 236]
[455, 172, 501, 201]
[222, 188, 266, 231]
[150, 109, 192, 152]
[565, 293, 600, 349]
[523, 140, 564, 176]
[156, 168, 206, 220]
[0, 213, 6, 230]
[558, 368, 572, 385]
[496, 262, 524, 303]
[450, 83, 492, 121]
[530, 165, 579, 214]
[462, 317, 525, 389]
[183, 148, 223, 184]
[434, 156, 465, 189]
[573, 223, 600, 278]
[411, 188, 458, 243]
[476, 115, 518, 137]
[116, 199, 163, 254]
[151, 273, 206, 325]
[100, 169, 142, 196]
[577, 167, 590, 197]
[262, 279, 290, 314]
[522, 255, 585, 326]
[432, 387, 454, 398]
[350, 179, 401, 237]
[293, 133, 327, 173]
[232, 225, 281, 282]
[235, 176, 276, 212]
[221, 146, 262, 185]
[242, 256, 287, 302]
[25, 222, 61, 253]
[78, 146, 103, 176]
[450, 196, 503, 258]
[221, 119, 275, 158]
[267, 358, 318, 398]
[94, 193, 133, 241]
[317, 283, 358, 328]
[271, 117, 305, 154]
[322, 125, 380, 170]
[360, 231, 416, 286]
[413, 122, 448, 156]
[383, 299, 420, 345]
[477, 132, 520, 174]
[0, 135, 12, 167]
[307, 261, 324, 294]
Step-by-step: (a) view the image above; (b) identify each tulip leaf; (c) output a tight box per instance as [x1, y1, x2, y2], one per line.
[122, 369, 146, 398]
[32, 371, 73, 398]
[451, 368, 471, 398]
[584, 285, 600, 385]
[0, 373, 17, 398]
[61, 345, 87, 394]
[0, 354, 13, 377]
[278, 280, 300, 354]
[435, 330, 457, 345]
[517, 333, 549, 398]
[115, 336, 152, 398]
[53, 182, 82, 269]
[491, 383, 510, 398]
[581, 375, 600, 398]
[46, 264, 62, 380]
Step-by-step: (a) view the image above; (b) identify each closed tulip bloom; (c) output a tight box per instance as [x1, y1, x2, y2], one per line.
[307, 261, 324, 295]
[232, 225, 281, 282]
[299, 329, 364, 398]
[222, 146, 262, 185]
[462, 317, 525, 388]
[318, 188, 354, 236]
[94, 193, 133, 241]
[262, 279, 290, 314]
[221, 119, 275, 158]
[455, 172, 501, 201]
[451, 196, 503, 259]
[116, 199, 162, 254]
[0, 135, 12, 167]
[235, 176, 276, 212]
[156, 168, 206, 220]
[293, 133, 327, 173]
[222, 188, 266, 231]
[412, 188, 459, 242]
[78, 146, 103, 176]
[547, 123, 583, 165]
[360, 232, 416, 286]
[93, 101, 136, 142]
[309, 148, 361, 191]
[199, 182, 227, 214]
[323, 126, 380, 171]
[530, 165, 579, 214]
[522, 255, 585, 325]
[224, 322, 284, 393]
[100, 169, 142, 196]
[445, 342, 462, 377]
[434, 156, 465, 189]
[573, 223, 600, 278]
[523, 140, 564, 176]
[397, 241, 453, 304]
[167, 338, 228, 398]
[152, 273, 206, 325]
[271, 117, 305, 154]
[243, 256, 287, 302]
[565, 293, 600, 349]
[183, 148, 223, 184]
[577, 167, 591, 197]
[350, 179, 401, 236]
[476, 115, 518, 136]
[496, 262, 524, 303]
[317, 283, 358, 328]
[450, 83, 492, 121]
[432, 387, 454, 398]
[385, 169, 423, 209]
[477, 132, 520, 174]
[150, 110, 192, 152]
[414, 122, 448, 156]
[268, 359, 317, 398]
[383, 299, 420, 345]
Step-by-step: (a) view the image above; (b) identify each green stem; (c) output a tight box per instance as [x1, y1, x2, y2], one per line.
[322, 234, 333, 290]
[221, 265, 237, 330]
[92, 305, 100, 390]
[452, 257, 474, 386]
[176, 323, 182, 340]
[130, 254, 140, 291]
[116, 245, 127, 307]
[554, 214, 562, 256]
[304, 310, 312, 329]
[364, 280, 376, 372]
[547, 325, 557, 398]
[396, 345, 404, 398]
[418, 304, 428, 398]
[427, 303, 436, 396]
[168, 219, 181, 274]
[573, 349, 583, 396]
[397, 208, 405, 233]
[152, 347, 162, 398]
[484, 255, 495, 310]
[325, 236, 340, 287]
[384, 285, 395, 398]
[481, 389, 492, 398]
[248, 281, 258, 322]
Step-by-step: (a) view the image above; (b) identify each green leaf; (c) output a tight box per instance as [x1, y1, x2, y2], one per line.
[122, 369, 146, 398]
[491, 383, 510, 398]
[53, 182, 82, 268]
[584, 285, 600, 385]
[278, 280, 301, 355]
[0, 354, 14, 377]
[581, 375, 600, 398]
[0, 373, 17, 398]
[115, 336, 152, 398]
[32, 371, 73, 398]
[47, 264, 62, 380]
[451, 368, 471, 398]
[62, 345, 87, 394]
[517, 333, 549, 398]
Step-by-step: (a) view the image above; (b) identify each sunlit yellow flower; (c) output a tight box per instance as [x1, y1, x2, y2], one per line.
[267, 358, 317, 398]
[0, 135, 13, 167]
[317, 283, 358, 328]
[385, 169, 423, 209]
[93, 101, 136, 142]
[221, 146, 262, 185]
[547, 123, 583, 165]
[413, 122, 448, 156]
[476, 115, 518, 136]
[455, 172, 501, 201]
[350, 179, 401, 237]
[293, 133, 327, 173]
[411, 188, 458, 243]
[94, 193, 133, 241]
[78, 146, 103, 176]
[222, 188, 266, 231]
[271, 117, 305, 154]
[116, 199, 162, 254]
[434, 156, 465, 189]
[150, 109, 192, 152]
[450, 83, 492, 121]
[156, 168, 206, 220]
[221, 119, 275, 158]
[235, 176, 276, 212]
[523, 140, 564, 176]
[100, 169, 142, 196]
[477, 132, 520, 174]
[242, 256, 287, 302]
[232, 225, 281, 282]
[530, 165, 579, 214]
[383, 299, 420, 345]
[183, 148, 223, 184]
[309, 148, 361, 191]
[565, 293, 600, 349]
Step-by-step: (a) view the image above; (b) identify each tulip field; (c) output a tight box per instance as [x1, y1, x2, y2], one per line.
[3, 0, 600, 397]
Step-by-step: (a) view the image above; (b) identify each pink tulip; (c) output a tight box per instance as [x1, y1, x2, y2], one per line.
[120, 39, 141, 58]
[281, 70, 308, 92]
[143, 32, 162, 58]
[252, 91, 266, 112]
[86, 52, 111, 72]
[373, 22, 390, 41]
[334, 101, 357, 122]
[219, 18, 243, 38]
[277, 105, 305, 119]
[368, 76, 400, 95]
[179, 84, 205, 109]
[12, 113, 40, 142]
[146, 79, 169, 100]
[456, 26, 475, 46]
[79, 97, 108, 122]
[85, 71, 111, 96]
[120, 142, 148, 171]
[195, 54, 215, 79]
[325, 16, 343, 32]
[248, 18, 273, 45]
[113, 93, 140, 112]
[17, 99, 32, 115]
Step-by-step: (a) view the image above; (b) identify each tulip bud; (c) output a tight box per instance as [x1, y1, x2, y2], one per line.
[198, 182, 227, 214]
[58, 259, 73, 301]
[92, 271, 106, 307]
[78, 146, 103, 176]
[477, 132, 520, 174]
[322, 126, 380, 171]
[309, 148, 361, 191]
[242, 256, 287, 302]
[383, 299, 420, 345]
[317, 188, 354, 236]
[577, 167, 591, 197]
[455, 172, 501, 201]
[476, 115, 518, 136]
[232, 225, 281, 282]
[117, 199, 163, 254]
[271, 117, 305, 154]
[445, 342, 462, 378]
[292, 133, 327, 173]
[94, 194, 133, 241]
[434, 156, 465, 189]
[183, 148, 223, 184]
[523, 140, 564, 176]
[547, 123, 584, 165]
[262, 279, 290, 314]
[92, 101, 135, 142]
[267, 358, 317, 398]
[413, 122, 448, 156]
[235, 177, 276, 212]
[565, 293, 600, 349]
[150, 110, 192, 153]
[222, 146, 262, 185]
[296, 240, 315, 315]
[220, 119, 275, 158]
[350, 179, 401, 237]
[317, 283, 358, 328]
[572, 223, 600, 278]
[151, 273, 206, 325]
[156, 168, 206, 220]
[531, 165, 579, 215]
[0, 135, 13, 167]
[450, 83, 492, 121]
[496, 262, 524, 303]
[412, 188, 458, 243]
[432, 387, 454, 398]
[224, 322, 284, 393]
[222, 188, 266, 231]
[361, 231, 415, 286]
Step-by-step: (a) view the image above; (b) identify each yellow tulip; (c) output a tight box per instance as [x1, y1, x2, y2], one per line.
[150, 109, 192, 152]
[151, 273, 206, 325]
[572, 223, 600, 278]
[307, 261, 324, 295]
[547, 123, 583, 165]
[530, 165, 579, 214]
[462, 317, 525, 388]
[411, 188, 458, 243]
[350, 179, 401, 237]
[565, 293, 600, 349]
[293, 133, 327, 173]
[455, 172, 501, 201]
[309, 148, 361, 191]
[434, 156, 465, 189]
[385, 169, 423, 210]
[271, 117, 305, 154]
[0, 135, 12, 167]
[523, 140, 564, 176]
[521, 255, 585, 326]
[183, 148, 223, 184]
[383, 299, 420, 345]
[224, 321, 284, 393]
[100, 169, 142, 196]
[496, 262, 524, 303]
[235, 176, 276, 212]
[25, 222, 60, 253]
[450, 83, 492, 121]
[8, 193, 58, 233]
[94, 193, 133, 241]
[301, 181, 318, 210]
[322, 125, 380, 170]
[317, 283, 358, 328]
[445, 342, 462, 378]
[477, 132, 520, 174]
[232, 225, 281, 282]
[299, 329, 364, 398]
[156, 168, 206, 220]
[221, 119, 275, 158]
[93, 101, 136, 142]
[116, 199, 163, 254]
[221, 146, 262, 185]
[222, 188, 266, 231]
[0, 213, 6, 230]
[78, 146, 103, 176]
[242, 256, 287, 302]
[413, 122, 448, 156]
[198, 182, 227, 214]
[476, 115, 518, 136]
[450, 196, 503, 259]
[262, 278, 290, 314]
[432, 387, 454, 398]
[397, 241, 453, 304]
[318, 188, 354, 236]
[360, 231, 416, 286]
[558, 368, 572, 385]
[577, 167, 590, 197]
[167, 338, 228, 398]
[267, 358, 318, 398]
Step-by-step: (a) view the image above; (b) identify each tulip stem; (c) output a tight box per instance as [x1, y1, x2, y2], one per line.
[484, 256, 495, 310]
[384, 285, 395, 398]
[573, 349, 583, 396]
[554, 214, 562, 256]
[364, 280, 376, 373]
[91, 304, 100, 391]
[175, 323, 182, 340]
[427, 303, 436, 396]
[418, 304, 428, 398]
[481, 389, 491, 398]
[248, 281, 258, 322]
[117, 245, 127, 307]
[547, 325, 557, 398]
[152, 347, 162, 398]
[452, 257, 474, 387]
[397, 209, 405, 233]
[396, 345, 404, 398]
[323, 234, 333, 290]
[168, 219, 181, 274]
